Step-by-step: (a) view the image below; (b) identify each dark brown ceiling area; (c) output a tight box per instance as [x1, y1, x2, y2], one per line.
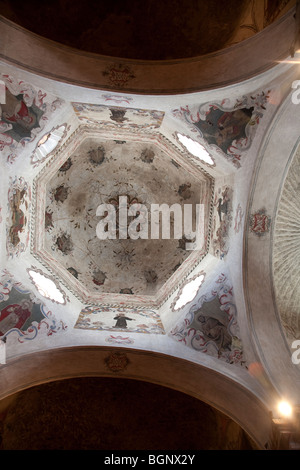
[0, 0, 250, 60]
[0, 377, 255, 450]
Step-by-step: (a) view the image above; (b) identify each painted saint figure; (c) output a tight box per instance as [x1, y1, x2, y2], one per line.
[195, 106, 254, 154]
[196, 314, 232, 353]
[0, 300, 32, 336]
[0, 89, 44, 142]
[190, 297, 232, 353]
[113, 313, 133, 329]
[9, 188, 27, 247]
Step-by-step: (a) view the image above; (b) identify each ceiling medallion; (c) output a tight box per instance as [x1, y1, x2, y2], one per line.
[102, 64, 136, 88]
[104, 351, 129, 373]
[171, 272, 206, 312]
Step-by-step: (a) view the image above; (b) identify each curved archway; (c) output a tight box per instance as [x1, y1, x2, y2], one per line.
[0, 8, 296, 94]
[0, 346, 271, 448]
[243, 89, 300, 403]
[0, 375, 257, 450]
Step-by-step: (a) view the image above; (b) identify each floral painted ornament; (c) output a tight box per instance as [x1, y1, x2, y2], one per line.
[104, 351, 129, 372]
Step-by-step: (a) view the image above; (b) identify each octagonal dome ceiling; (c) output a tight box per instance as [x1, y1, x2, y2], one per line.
[2, 3, 300, 450]
[31, 117, 213, 308]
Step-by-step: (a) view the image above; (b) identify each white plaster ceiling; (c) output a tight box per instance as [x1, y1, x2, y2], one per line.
[1, 55, 300, 415]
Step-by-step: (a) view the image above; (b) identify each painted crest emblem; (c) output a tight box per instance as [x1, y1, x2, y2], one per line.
[105, 351, 129, 372]
[249, 208, 271, 236]
[103, 64, 135, 88]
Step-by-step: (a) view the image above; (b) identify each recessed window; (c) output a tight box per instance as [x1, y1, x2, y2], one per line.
[177, 133, 214, 166]
[172, 273, 205, 311]
[31, 124, 67, 165]
[28, 269, 66, 304]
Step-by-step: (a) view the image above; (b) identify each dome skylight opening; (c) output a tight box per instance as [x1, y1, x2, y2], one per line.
[177, 133, 214, 166]
[173, 273, 205, 311]
[31, 124, 67, 165]
[28, 269, 65, 304]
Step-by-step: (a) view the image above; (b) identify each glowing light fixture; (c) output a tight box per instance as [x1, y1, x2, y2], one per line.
[177, 133, 214, 166]
[277, 400, 293, 418]
[28, 269, 65, 304]
[173, 273, 205, 310]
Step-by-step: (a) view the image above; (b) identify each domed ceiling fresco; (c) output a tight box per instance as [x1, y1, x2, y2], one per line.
[36, 124, 212, 302]
[0, 68, 253, 359]
[0, 0, 300, 450]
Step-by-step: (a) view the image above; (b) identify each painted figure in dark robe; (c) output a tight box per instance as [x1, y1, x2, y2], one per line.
[113, 313, 133, 329]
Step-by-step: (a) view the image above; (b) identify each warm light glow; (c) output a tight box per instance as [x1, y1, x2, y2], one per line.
[29, 270, 64, 304]
[276, 59, 300, 64]
[174, 274, 205, 310]
[32, 125, 66, 164]
[177, 133, 214, 165]
[37, 133, 50, 147]
[277, 51, 300, 64]
[277, 400, 293, 418]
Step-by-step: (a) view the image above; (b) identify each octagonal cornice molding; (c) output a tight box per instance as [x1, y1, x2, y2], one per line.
[30, 123, 214, 309]
[32, 123, 215, 183]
